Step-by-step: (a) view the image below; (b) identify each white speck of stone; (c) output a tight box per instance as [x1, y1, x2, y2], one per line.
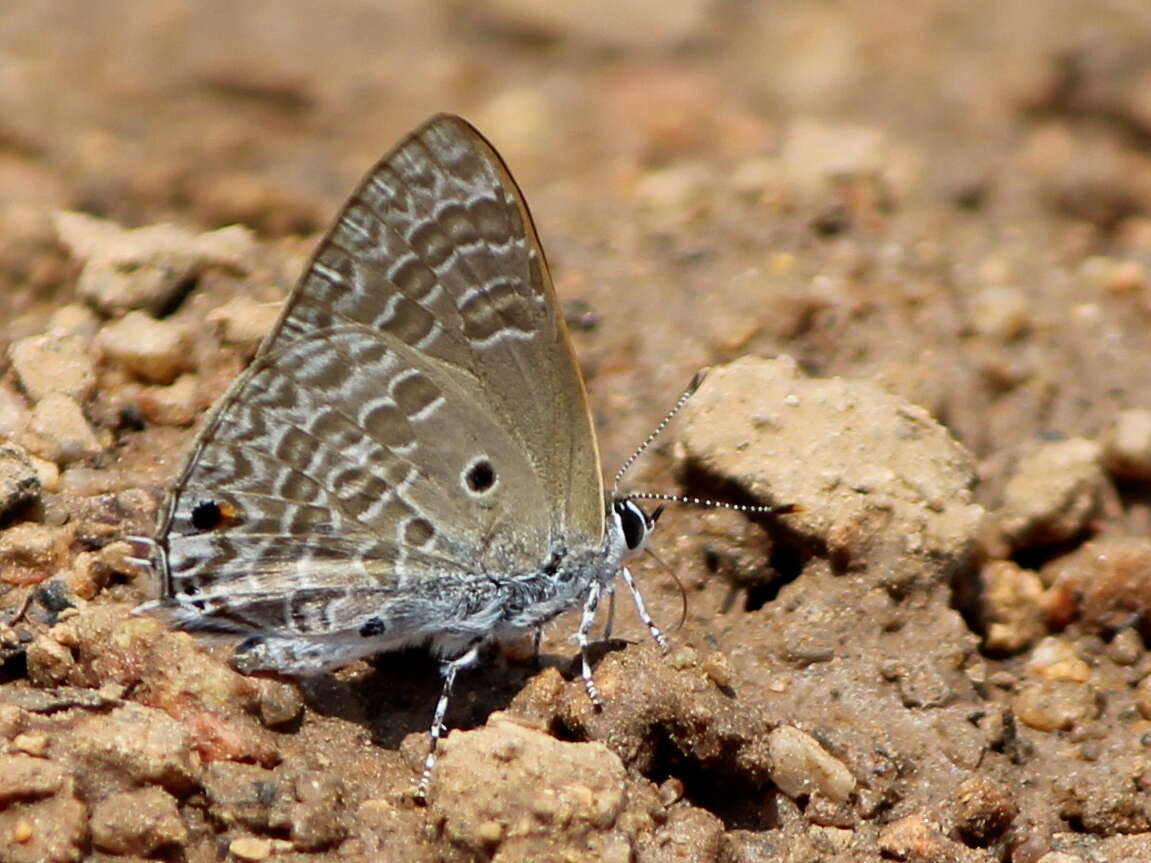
[784, 393, 800, 407]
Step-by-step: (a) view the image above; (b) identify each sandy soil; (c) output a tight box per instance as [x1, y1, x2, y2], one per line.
[3, 2, 1151, 861]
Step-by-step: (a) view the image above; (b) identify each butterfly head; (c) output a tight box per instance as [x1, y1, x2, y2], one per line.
[611, 498, 663, 558]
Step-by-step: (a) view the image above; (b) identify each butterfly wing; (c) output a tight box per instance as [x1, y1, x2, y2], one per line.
[149, 115, 605, 646]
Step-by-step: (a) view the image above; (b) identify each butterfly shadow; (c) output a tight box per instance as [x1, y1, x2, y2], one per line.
[295, 641, 630, 750]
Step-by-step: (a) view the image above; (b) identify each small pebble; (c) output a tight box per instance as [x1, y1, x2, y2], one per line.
[998, 438, 1105, 549]
[8, 334, 96, 402]
[0, 522, 69, 572]
[207, 297, 281, 350]
[229, 836, 273, 861]
[1102, 408, 1151, 481]
[55, 210, 254, 315]
[90, 786, 189, 855]
[0, 386, 30, 440]
[979, 560, 1046, 653]
[22, 392, 103, 464]
[953, 776, 1018, 844]
[46, 303, 100, 338]
[98, 311, 192, 384]
[10, 733, 48, 756]
[1025, 637, 1091, 683]
[139, 374, 201, 426]
[1105, 627, 1142, 665]
[970, 285, 1029, 341]
[702, 651, 734, 689]
[767, 725, 856, 803]
[1014, 681, 1098, 732]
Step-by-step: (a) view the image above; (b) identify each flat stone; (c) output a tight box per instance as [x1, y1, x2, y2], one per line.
[54, 210, 254, 315]
[21, 392, 103, 465]
[8, 333, 96, 401]
[0, 755, 69, 805]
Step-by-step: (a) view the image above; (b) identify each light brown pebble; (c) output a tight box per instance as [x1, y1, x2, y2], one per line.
[8, 333, 96, 401]
[98, 311, 192, 384]
[1102, 409, 1151, 481]
[476, 820, 504, 844]
[702, 651, 734, 689]
[0, 522, 70, 573]
[969, 285, 1029, 341]
[877, 813, 961, 861]
[1014, 681, 1098, 732]
[229, 836, 273, 861]
[22, 392, 103, 464]
[90, 786, 188, 855]
[998, 438, 1105, 550]
[207, 296, 281, 349]
[139, 374, 201, 426]
[46, 303, 100, 338]
[10, 733, 48, 756]
[0, 385, 30, 441]
[767, 725, 856, 803]
[55, 210, 255, 315]
[254, 678, 305, 727]
[1025, 637, 1091, 683]
[979, 559, 1046, 653]
[1106, 627, 1143, 665]
[11, 818, 34, 843]
[666, 646, 697, 670]
[25, 634, 76, 685]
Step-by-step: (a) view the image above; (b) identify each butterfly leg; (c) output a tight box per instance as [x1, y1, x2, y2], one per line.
[621, 566, 668, 650]
[577, 580, 604, 708]
[601, 583, 617, 641]
[417, 642, 480, 801]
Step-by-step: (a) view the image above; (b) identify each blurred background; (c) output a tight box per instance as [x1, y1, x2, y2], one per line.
[4, 1, 1151, 471]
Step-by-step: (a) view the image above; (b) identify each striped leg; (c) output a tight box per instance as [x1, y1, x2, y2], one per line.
[577, 580, 604, 708]
[601, 583, 617, 641]
[417, 643, 480, 801]
[621, 566, 667, 650]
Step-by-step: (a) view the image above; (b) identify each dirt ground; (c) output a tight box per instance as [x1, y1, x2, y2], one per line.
[3, 2, 1151, 861]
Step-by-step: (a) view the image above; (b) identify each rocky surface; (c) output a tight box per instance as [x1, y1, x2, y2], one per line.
[3, 2, 1151, 861]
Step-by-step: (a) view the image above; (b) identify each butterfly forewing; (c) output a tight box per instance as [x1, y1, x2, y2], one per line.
[153, 115, 605, 641]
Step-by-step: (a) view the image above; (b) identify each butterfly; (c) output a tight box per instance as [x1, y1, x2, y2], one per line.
[134, 114, 783, 797]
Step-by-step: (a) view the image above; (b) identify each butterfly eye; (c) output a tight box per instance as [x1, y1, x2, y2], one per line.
[614, 499, 651, 551]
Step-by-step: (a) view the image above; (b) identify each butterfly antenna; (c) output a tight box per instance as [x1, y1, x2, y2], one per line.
[613, 370, 707, 491]
[622, 492, 803, 517]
